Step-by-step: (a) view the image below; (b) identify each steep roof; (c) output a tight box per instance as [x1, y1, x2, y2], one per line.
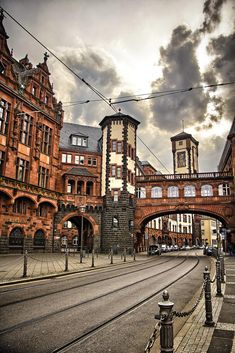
[63, 167, 97, 177]
[60, 122, 102, 153]
[170, 131, 199, 145]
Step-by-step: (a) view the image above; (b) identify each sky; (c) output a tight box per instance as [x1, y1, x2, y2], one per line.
[1, 0, 234, 173]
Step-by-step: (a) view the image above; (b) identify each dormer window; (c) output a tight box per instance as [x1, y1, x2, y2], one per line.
[71, 135, 88, 147]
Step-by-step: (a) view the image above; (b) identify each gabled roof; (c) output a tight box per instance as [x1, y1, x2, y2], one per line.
[63, 167, 97, 177]
[99, 111, 140, 128]
[60, 122, 102, 153]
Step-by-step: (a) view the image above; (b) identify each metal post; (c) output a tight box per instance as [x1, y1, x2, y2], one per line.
[133, 248, 136, 261]
[203, 266, 215, 326]
[65, 248, 68, 272]
[91, 248, 95, 267]
[110, 247, 113, 264]
[156, 290, 174, 353]
[80, 213, 84, 264]
[23, 250, 28, 278]
[124, 247, 127, 262]
[216, 259, 223, 296]
[220, 255, 225, 283]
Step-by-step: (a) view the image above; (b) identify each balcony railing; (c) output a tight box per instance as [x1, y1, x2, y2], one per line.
[136, 171, 233, 183]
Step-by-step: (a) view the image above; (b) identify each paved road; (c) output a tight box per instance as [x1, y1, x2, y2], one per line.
[0, 253, 210, 353]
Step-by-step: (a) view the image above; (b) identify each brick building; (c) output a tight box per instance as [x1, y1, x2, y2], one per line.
[0, 12, 234, 254]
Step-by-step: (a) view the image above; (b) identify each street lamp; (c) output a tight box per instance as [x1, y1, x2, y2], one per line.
[80, 205, 86, 263]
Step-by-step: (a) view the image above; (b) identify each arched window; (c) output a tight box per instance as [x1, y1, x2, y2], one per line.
[168, 186, 179, 198]
[113, 216, 119, 228]
[151, 187, 162, 198]
[77, 181, 84, 194]
[86, 181, 93, 195]
[34, 230, 45, 247]
[67, 180, 75, 193]
[9, 227, 24, 246]
[73, 236, 78, 246]
[218, 183, 230, 196]
[136, 187, 146, 198]
[184, 185, 196, 197]
[37, 203, 48, 217]
[201, 184, 213, 196]
[61, 236, 67, 246]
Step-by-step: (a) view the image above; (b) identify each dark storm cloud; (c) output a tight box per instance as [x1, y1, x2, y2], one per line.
[151, 25, 209, 131]
[62, 48, 120, 93]
[200, 0, 227, 33]
[207, 32, 235, 119]
[150, 0, 230, 133]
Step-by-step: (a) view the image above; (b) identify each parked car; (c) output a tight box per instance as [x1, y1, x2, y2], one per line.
[205, 246, 213, 256]
[148, 245, 161, 255]
[161, 244, 167, 252]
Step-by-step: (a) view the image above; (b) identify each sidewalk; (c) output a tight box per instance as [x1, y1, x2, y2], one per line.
[173, 255, 235, 353]
[0, 251, 144, 285]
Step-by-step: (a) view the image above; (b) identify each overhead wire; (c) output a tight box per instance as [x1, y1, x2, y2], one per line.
[0, 7, 118, 113]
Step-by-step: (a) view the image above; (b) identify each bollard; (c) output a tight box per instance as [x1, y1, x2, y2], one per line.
[203, 266, 215, 326]
[91, 248, 95, 267]
[23, 250, 28, 278]
[110, 247, 113, 264]
[133, 248, 136, 261]
[216, 259, 223, 297]
[124, 247, 127, 262]
[220, 255, 225, 283]
[156, 290, 174, 353]
[65, 248, 69, 272]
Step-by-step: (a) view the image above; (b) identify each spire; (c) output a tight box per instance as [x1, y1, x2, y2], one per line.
[0, 8, 9, 39]
[37, 52, 50, 74]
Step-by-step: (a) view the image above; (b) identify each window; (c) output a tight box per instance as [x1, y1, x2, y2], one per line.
[201, 184, 213, 196]
[63, 221, 74, 228]
[38, 166, 49, 188]
[184, 185, 196, 197]
[88, 157, 97, 166]
[116, 166, 122, 178]
[113, 217, 119, 228]
[168, 186, 179, 198]
[32, 86, 37, 96]
[71, 135, 88, 147]
[111, 165, 116, 177]
[37, 204, 48, 217]
[117, 142, 122, 153]
[218, 183, 230, 196]
[62, 154, 72, 163]
[136, 187, 146, 198]
[61, 236, 67, 246]
[75, 155, 84, 165]
[112, 140, 117, 152]
[0, 99, 10, 135]
[34, 230, 45, 247]
[20, 114, 33, 146]
[183, 214, 187, 222]
[13, 198, 27, 214]
[151, 187, 162, 198]
[77, 181, 83, 194]
[16, 158, 29, 182]
[45, 95, 49, 105]
[188, 215, 191, 223]
[86, 181, 93, 195]
[179, 141, 183, 146]
[0, 150, 5, 175]
[183, 227, 187, 233]
[177, 151, 186, 168]
[113, 190, 119, 202]
[41, 124, 52, 155]
[67, 180, 74, 193]
[9, 228, 24, 246]
[73, 236, 78, 246]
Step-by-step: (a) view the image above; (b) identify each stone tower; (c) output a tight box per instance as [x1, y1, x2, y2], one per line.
[100, 111, 139, 251]
[171, 131, 199, 174]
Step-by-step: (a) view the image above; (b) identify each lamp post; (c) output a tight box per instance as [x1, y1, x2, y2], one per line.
[80, 205, 86, 263]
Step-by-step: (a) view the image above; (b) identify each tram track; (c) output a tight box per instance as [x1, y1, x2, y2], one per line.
[51, 256, 200, 353]
[0, 255, 180, 307]
[0, 256, 192, 336]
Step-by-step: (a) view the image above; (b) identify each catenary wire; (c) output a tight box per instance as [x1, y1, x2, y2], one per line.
[0, 7, 118, 113]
